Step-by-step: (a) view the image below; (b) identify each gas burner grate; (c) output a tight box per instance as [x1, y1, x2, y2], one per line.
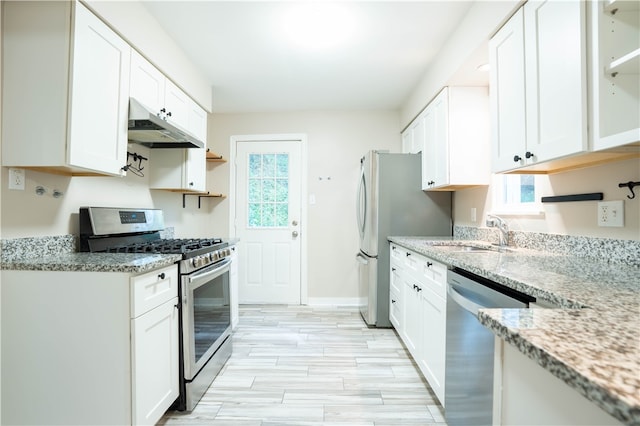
[105, 238, 223, 255]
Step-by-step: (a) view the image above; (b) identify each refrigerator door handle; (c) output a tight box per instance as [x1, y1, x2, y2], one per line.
[356, 253, 369, 265]
[356, 166, 367, 240]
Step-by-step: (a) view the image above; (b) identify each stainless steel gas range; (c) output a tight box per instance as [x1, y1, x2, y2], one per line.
[79, 206, 232, 412]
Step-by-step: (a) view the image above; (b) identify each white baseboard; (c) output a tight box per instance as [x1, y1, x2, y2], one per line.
[306, 297, 363, 307]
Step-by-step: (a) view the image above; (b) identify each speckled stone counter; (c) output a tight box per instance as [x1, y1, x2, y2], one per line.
[2, 252, 181, 273]
[388, 236, 640, 426]
[1, 234, 180, 273]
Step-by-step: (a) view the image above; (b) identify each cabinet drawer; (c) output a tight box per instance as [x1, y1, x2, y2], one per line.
[422, 260, 447, 299]
[131, 265, 178, 318]
[390, 244, 406, 265]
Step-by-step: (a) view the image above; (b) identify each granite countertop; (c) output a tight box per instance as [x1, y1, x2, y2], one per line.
[1, 252, 182, 273]
[388, 236, 640, 426]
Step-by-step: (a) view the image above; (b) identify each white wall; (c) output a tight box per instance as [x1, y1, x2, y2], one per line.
[206, 111, 401, 300]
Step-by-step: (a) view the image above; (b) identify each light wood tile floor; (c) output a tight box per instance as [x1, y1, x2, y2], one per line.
[159, 305, 447, 426]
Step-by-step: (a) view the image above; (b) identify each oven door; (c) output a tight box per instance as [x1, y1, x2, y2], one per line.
[182, 258, 231, 380]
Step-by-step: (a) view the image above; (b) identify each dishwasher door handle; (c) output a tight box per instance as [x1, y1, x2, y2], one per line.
[447, 284, 485, 317]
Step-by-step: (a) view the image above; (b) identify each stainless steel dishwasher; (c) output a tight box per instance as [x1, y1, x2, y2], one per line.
[445, 268, 535, 426]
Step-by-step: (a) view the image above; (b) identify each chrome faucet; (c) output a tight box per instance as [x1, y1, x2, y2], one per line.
[486, 214, 509, 247]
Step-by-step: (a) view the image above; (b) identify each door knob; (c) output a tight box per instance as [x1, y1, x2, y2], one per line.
[292, 230, 299, 237]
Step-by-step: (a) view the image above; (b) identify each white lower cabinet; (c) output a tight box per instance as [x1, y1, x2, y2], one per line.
[1, 265, 179, 426]
[389, 243, 447, 405]
[494, 339, 623, 425]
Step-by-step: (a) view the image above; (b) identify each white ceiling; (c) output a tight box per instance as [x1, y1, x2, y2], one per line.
[141, 1, 481, 113]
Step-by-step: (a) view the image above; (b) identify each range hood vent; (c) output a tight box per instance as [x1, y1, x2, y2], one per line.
[127, 98, 204, 149]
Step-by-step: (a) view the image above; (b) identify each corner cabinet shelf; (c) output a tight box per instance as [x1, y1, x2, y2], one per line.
[591, 0, 640, 151]
[206, 150, 227, 163]
[176, 190, 226, 208]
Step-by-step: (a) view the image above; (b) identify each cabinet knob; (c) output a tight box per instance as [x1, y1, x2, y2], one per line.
[406, 252, 411, 257]
[427, 262, 433, 267]
[160, 108, 166, 113]
[392, 267, 396, 272]
[525, 151, 535, 159]
[189, 182, 194, 186]
[427, 180, 435, 186]
[167, 111, 172, 117]
[513, 155, 522, 162]
[158, 273, 166, 280]
[392, 299, 396, 304]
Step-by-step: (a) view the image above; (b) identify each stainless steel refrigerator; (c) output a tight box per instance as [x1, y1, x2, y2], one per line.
[356, 150, 452, 327]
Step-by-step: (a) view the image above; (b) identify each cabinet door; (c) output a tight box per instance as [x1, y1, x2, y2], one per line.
[422, 103, 437, 189]
[402, 276, 422, 358]
[164, 79, 190, 131]
[67, 2, 130, 176]
[130, 50, 165, 113]
[524, 0, 587, 162]
[132, 297, 179, 426]
[419, 288, 446, 405]
[431, 89, 449, 187]
[185, 148, 207, 192]
[389, 263, 403, 331]
[490, 7, 527, 173]
[402, 129, 413, 154]
[188, 99, 208, 143]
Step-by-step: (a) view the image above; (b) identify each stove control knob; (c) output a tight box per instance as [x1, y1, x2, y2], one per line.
[212, 251, 220, 261]
[191, 258, 198, 268]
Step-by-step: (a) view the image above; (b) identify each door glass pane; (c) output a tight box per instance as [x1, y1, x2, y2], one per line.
[247, 152, 289, 228]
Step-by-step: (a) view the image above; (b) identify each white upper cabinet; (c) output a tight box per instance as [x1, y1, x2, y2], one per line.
[422, 87, 490, 190]
[490, 7, 527, 173]
[490, 1, 589, 173]
[401, 116, 425, 154]
[149, 148, 207, 192]
[2, 1, 131, 176]
[130, 50, 207, 141]
[590, 0, 640, 150]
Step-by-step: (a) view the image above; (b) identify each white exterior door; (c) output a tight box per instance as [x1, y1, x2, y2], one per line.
[235, 139, 303, 304]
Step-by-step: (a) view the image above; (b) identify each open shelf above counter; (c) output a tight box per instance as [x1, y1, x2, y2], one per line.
[206, 150, 226, 163]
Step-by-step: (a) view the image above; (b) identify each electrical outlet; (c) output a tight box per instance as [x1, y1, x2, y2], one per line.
[8, 168, 25, 190]
[598, 200, 624, 227]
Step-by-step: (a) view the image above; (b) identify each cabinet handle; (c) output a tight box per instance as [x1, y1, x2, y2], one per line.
[158, 272, 166, 280]
[174, 303, 180, 310]
[160, 108, 166, 113]
[392, 267, 396, 271]
[525, 151, 535, 159]
[167, 111, 172, 117]
[406, 252, 411, 257]
[416, 286, 422, 292]
[513, 155, 522, 162]
[392, 299, 397, 304]
[427, 180, 435, 186]
[189, 182, 194, 186]
[427, 262, 433, 267]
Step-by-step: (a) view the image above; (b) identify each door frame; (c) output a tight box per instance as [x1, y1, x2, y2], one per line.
[228, 134, 309, 304]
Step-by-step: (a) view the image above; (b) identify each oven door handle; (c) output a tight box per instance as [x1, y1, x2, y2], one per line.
[188, 258, 231, 289]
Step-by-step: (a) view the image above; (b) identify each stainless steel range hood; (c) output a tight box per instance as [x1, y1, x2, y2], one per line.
[128, 98, 204, 149]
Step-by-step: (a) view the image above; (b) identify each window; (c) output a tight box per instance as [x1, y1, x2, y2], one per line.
[247, 153, 289, 228]
[492, 174, 543, 215]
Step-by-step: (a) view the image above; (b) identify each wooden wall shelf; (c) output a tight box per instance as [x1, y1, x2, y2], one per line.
[206, 150, 226, 163]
